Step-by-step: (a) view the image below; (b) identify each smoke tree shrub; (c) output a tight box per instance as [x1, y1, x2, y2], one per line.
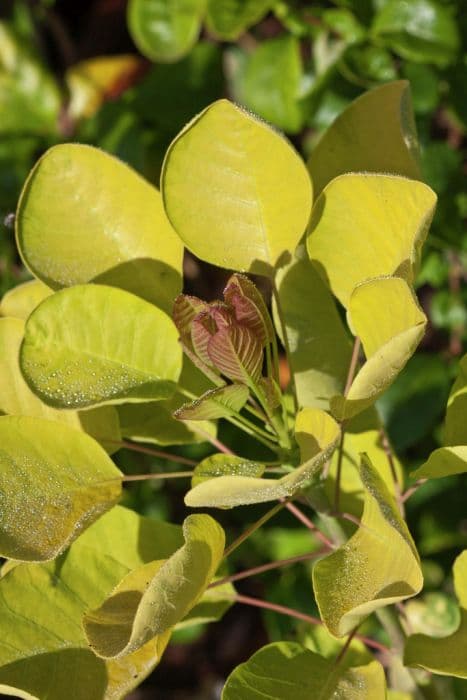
[0, 81, 465, 699]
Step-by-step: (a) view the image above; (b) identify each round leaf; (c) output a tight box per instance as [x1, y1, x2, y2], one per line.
[16, 144, 183, 313]
[0, 279, 52, 320]
[0, 415, 122, 562]
[162, 99, 312, 276]
[21, 284, 182, 409]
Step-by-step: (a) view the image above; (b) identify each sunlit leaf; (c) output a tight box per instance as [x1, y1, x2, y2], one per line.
[206, 0, 272, 40]
[16, 144, 183, 313]
[273, 250, 352, 410]
[223, 273, 273, 346]
[405, 550, 467, 678]
[0, 506, 183, 699]
[0, 415, 121, 561]
[191, 453, 265, 487]
[0, 317, 120, 451]
[175, 384, 249, 421]
[307, 174, 436, 308]
[331, 277, 427, 421]
[307, 81, 421, 196]
[21, 284, 182, 409]
[313, 454, 423, 636]
[185, 408, 339, 507]
[412, 446, 467, 480]
[444, 353, 467, 446]
[0, 279, 51, 320]
[162, 99, 312, 276]
[83, 514, 225, 658]
[127, 0, 205, 63]
[222, 641, 386, 699]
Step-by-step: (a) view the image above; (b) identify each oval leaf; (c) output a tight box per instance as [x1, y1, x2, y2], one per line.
[307, 81, 421, 196]
[331, 277, 427, 421]
[313, 454, 423, 637]
[185, 408, 340, 507]
[192, 453, 265, 487]
[162, 99, 312, 276]
[127, 0, 204, 62]
[405, 550, 467, 678]
[0, 279, 52, 320]
[0, 415, 122, 561]
[222, 641, 386, 699]
[412, 446, 467, 480]
[206, 0, 272, 40]
[444, 352, 467, 446]
[21, 284, 182, 409]
[0, 506, 184, 699]
[83, 514, 225, 658]
[0, 317, 120, 451]
[16, 144, 183, 312]
[306, 173, 436, 308]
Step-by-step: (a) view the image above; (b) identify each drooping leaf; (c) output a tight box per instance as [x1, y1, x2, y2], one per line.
[372, 0, 460, 67]
[235, 35, 304, 133]
[405, 550, 467, 678]
[191, 453, 265, 488]
[0, 317, 120, 451]
[0, 279, 52, 320]
[313, 454, 423, 637]
[83, 514, 225, 658]
[444, 353, 467, 446]
[222, 641, 386, 699]
[412, 446, 467, 480]
[223, 273, 273, 346]
[206, 0, 272, 40]
[175, 384, 249, 421]
[0, 506, 185, 699]
[16, 144, 183, 312]
[161, 99, 312, 276]
[331, 277, 427, 421]
[307, 81, 421, 196]
[21, 284, 182, 409]
[127, 0, 205, 63]
[0, 415, 121, 561]
[307, 174, 436, 308]
[273, 251, 352, 410]
[185, 408, 340, 507]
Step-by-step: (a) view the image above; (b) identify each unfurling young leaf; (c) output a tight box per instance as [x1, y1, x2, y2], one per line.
[83, 514, 225, 658]
[223, 273, 274, 346]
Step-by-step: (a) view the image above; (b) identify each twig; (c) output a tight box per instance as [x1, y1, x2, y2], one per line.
[223, 501, 287, 558]
[283, 501, 335, 549]
[122, 471, 193, 482]
[191, 426, 234, 455]
[334, 627, 358, 666]
[209, 549, 327, 589]
[380, 427, 404, 515]
[401, 479, 427, 503]
[103, 439, 197, 466]
[272, 283, 298, 413]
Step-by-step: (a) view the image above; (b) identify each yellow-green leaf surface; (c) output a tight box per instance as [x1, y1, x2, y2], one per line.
[222, 642, 386, 699]
[206, 0, 272, 40]
[127, 0, 204, 63]
[0, 415, 121, 561]
[175, 384, 249, 421]
[191, 453, 265, 487]
[185, 408, 340, 507]
[21, 284, 182, 409]
[16, 144, 183, 313]
[405, 551, 467, 678]
[162, 99, 312, 276]
[0, 279, 52, 320]
[308, 81, 421, 196]
[444, 353, 467, 446]
[324, 410, 404, 516]
[274, 251, 352, 409]
[331, 277, 426, 421]
[83, 514, 225, 658]
[307, 174, 436, 308]
[0, 506, 184, 700]
[0, 317, 120, 451]
[412, 446, 467, 480]
[313, 455, 423, 637]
